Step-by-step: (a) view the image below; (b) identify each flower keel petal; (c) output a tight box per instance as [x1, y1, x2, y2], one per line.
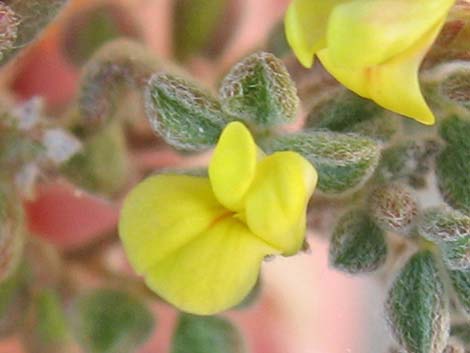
[145, 219, 277, 315]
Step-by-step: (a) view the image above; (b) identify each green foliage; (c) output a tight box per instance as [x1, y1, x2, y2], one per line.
[0, 0, 68, 65]
[0, 189, 24, 282]
[448, 269, 470, 317]
[436, 116, 470, 213]
[173, 0, 228, 61]
[385, 251, 449, 353]
[306, 89, 399, 142]
[441, 237, 470, 271]
[451, 323, 470, 344]
[62, 3, 141, 66]
[219, 52, 299, 128]
[267, 130, 380, 196]
[145, 72, 229, 151]
[0, 264, 29, 337]
[376, 139, 440, 188]
[418, 206, 470, 242]
[369, 184, 419, 235]
[23, 289, 69, 353]
[171, 314, 245, 353]
[62, 121, 129, 196]
[329, 210, 387, 274]
[70, 289, 154, 353]
[79, 39, 159, 130]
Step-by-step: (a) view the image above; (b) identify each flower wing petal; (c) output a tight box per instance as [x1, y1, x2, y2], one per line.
[119, 175, 226, 274]
[209, 121, 262, 211]
[244, 151, 317, 256]
[285, 0, 347, 67]
[145, 219, 277, 315]
[327, 0, 455, 68]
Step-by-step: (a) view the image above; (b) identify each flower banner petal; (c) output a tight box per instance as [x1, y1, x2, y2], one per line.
[119, 175, 226, 274]
[244, 151, 317, 255]
[209, 121, 261, 211]
[285, 0, 347, 67]
[145, 218, 277, 315]
[327, 0, 455, 68]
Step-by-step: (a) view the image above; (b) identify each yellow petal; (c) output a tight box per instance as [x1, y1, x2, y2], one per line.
[327, 0, 455, 68]
[244, 151, 317, 256]
[318, 19, 445, 125]
[285, 0, 348, 68]
[119, 174, 227, 274]
[209, 121, 262, 211]
[145, 218, 277, 315]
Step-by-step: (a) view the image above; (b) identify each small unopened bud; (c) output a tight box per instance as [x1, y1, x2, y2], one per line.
[145, 72, 228, 151]
[418, 206, 470, 243]
[220, 52, 299, 128]
[329, 210, 387, 274]
[369, 184, 419, 236]
[386, 251, 449, 353]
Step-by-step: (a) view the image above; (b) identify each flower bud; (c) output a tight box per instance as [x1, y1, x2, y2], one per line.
[369, 184, 419, 236]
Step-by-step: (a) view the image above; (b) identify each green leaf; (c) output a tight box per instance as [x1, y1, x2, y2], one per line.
[448, 269, 470, 317]
[62, 121, 129, 196]
[219, 52, 299, 128]
[173, 0, 228, 61]
[306, 89, 399, 142]
[441, 236, 470, 271]
[0, 0, 68, 65]
[70, 289, 155, 353]
[22, 289, 69, 353]
[385, 251, 449, 353]
[78, 39, 159, 130]
[418, 206, 470, 243]
[376, 139, 441, 188]
[369, 184, 419, 235]
[436, 116, 470, 213]
[145, 73, 229, 151]
[171, 314, 245, 353]
[329, 210, 387, 274]
[267, 131, 380, 196]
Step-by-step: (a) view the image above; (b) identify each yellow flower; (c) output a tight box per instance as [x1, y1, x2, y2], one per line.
[119, 122, 317, 315]
[285, 0, 455, 125]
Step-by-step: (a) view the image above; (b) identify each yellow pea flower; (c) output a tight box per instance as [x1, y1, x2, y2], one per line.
[119, 122, 317, 315]
[285, 0, 455, 125]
